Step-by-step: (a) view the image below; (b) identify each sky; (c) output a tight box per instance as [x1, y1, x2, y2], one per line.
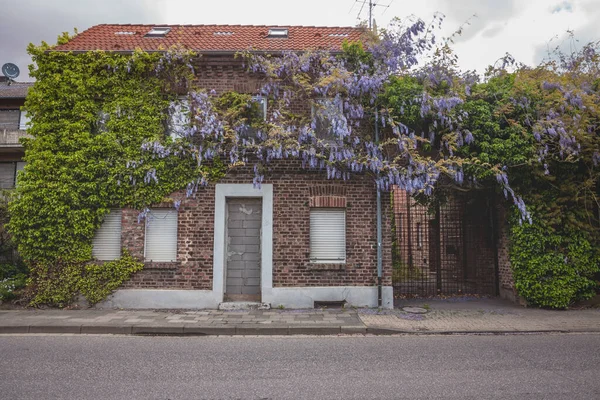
[1, 0, 599, 81]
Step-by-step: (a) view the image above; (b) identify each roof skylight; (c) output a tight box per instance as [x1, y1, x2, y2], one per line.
[328, 33, 349, 37]
[145, 27, 171, 38]
[267, 28, 289, 38]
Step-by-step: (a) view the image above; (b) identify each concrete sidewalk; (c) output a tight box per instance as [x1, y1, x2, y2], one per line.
[0, 298, 598, 335]
[363, 297, 600, 334]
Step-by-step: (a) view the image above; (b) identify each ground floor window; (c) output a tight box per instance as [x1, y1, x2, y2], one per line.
[92, 209, 122, 260]
[145, 208, 178, 262]
[309, 208, 346, 263]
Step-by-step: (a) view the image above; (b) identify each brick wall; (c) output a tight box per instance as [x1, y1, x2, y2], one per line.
[496, 203, 518, 301]
[121, 160, 392, 290]
[118, 55, 392, 291]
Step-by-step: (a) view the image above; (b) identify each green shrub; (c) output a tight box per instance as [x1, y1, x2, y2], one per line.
[510, 212, 600, 309]
[0, 274, 27, 301]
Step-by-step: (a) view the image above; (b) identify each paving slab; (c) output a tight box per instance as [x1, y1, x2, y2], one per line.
[0, 299, 598, 336]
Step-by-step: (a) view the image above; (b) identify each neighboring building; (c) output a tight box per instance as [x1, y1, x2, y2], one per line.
[51, 24, 394, 309]
[0, 77, 31, 189]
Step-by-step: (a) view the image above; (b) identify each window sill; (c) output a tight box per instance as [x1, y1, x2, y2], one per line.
[143, 261, 179, 270]
[307, 262, 346, 271]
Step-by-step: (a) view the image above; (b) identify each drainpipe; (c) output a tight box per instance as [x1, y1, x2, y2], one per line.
[375, 110, 383, 307]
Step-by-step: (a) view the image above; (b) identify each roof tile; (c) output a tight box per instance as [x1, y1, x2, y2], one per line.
[53, 24, 365, 52]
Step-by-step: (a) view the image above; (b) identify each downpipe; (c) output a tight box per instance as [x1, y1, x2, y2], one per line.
[375, 110, 383, 307]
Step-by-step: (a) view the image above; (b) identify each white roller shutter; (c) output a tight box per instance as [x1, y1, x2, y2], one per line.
[145, 208, 178, 262]
[310, 209, 346, 263]
[92, 209, 122, 260]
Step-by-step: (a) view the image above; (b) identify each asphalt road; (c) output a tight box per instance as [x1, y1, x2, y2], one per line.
[0, 333, 599, 399]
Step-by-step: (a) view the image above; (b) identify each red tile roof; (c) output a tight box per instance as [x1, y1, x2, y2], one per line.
[53, 24, 366, 53]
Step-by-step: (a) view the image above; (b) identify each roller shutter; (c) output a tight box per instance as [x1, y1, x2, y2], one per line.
[145, 208, 178, 262]
[310, 209, 346, 263]
[92, 209, 122, 260]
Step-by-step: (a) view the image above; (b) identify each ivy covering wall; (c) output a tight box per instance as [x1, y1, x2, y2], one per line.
[7, 35, 216, 306]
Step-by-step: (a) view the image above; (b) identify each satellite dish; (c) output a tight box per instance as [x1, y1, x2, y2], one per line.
[1, 63, 20, 80]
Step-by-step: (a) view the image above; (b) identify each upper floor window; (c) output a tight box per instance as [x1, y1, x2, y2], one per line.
[242, 96, 267, 139]
[168, 97, 190, 139]
[311, 98, 343, 140]
[0, 110, 20, 131]
[19, 110, 30, 130]
[92, 111, 110, 134]
[0, 161, 26, 189]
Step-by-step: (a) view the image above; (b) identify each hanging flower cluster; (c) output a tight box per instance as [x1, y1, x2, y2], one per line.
[134, 18, 599, 224]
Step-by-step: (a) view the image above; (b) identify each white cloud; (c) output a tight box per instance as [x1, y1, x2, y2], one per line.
[2, 0, 600, 81]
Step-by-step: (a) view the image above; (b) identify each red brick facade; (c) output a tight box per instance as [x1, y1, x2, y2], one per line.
[120, 161, 392, 290]
[113, 54, 393, 292]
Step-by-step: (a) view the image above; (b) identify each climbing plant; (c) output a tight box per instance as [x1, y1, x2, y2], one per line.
[8, 33, 223, 306]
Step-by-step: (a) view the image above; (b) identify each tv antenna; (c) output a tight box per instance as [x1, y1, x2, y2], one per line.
[352, 0, 393, 29]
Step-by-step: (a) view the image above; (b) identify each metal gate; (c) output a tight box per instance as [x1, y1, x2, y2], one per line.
[392, 190, 498, 298]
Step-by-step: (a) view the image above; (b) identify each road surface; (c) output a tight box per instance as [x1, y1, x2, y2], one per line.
[1, 333, 599, 399]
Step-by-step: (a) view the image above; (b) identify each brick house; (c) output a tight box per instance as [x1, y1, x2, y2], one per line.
[51, 24, 394, 309]
[0, 77, 31, 189]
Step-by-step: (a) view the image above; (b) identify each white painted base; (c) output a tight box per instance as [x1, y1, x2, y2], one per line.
[263, 286, 394, 309]
[96, 286, 394, 310]
[97, 289, 220, 309]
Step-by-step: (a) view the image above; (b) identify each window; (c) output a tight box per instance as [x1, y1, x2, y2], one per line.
[168, 97, 190, 139]
[0, 109, 19, 130]
[311, 98, 343, 140]
[0, 161, 25, 189]
[416, 222, 423, 248]
[92, 209, 122, 260]
[310, 208, 346, 263]
[242, 96, 267, 139]
[251, 96, 267, 121]
[267, 28, 288, 38]
[19, 110, 30, 130]
[145, 208, 178, 262]
[92, 111, 109, 134]
[145, 27, 171, 38]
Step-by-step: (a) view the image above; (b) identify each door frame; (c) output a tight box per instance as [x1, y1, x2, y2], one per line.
[213, 184, 273, 303]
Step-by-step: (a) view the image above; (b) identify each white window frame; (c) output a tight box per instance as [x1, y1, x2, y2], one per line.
[169, 96, 190, 139]
[92, 209, 122, 261]
[309, 208, 346, 264]
[144, 208, 178, 262]
[19, 110, 30, 131]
